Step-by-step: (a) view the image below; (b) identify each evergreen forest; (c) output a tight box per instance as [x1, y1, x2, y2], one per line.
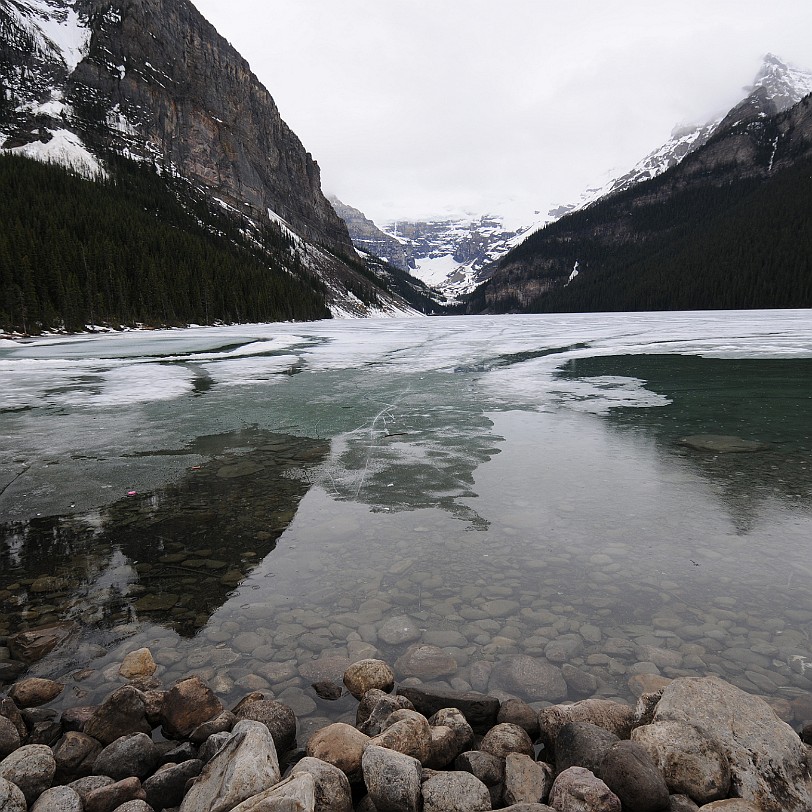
[0, 154, 332, 334]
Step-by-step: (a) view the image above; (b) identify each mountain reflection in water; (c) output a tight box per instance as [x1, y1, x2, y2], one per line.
[0, 431, 328, 639]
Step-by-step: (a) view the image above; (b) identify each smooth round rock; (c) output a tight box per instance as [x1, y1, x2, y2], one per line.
[480, 722, 534, 759]
[395, 645, 458, 679]
[232, 699, 296, 754]
[504, 753, 554, 806]
[84, 687, 151, 746]
[489, 656, 567, 702]
[343, 659, 395, 699]
[306, 722, 369, 782]
[30, 785, 83, 812]
[119, 649, 157, 679]
[53, 732, 103, 782]
[8, 677, 63, 708]
[378, 616, 422, 645]
[93, 733, 159, 781]
[0, 743, 57, 804]
[369, 709, 432, 764]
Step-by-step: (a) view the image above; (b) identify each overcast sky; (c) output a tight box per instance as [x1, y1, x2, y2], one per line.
[193, 0, 811, 225]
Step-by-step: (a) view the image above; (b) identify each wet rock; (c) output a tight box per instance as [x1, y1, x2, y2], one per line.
[84, 687, 152, 746]
[362, 745, 422, 812]
[489, 656, 567, 703]
[378, 615, 422, 645]
[189, 711, 237, 744]
[119, 649, 157, 679]
[358, 690, 415, 735]
[480, 723, 534, 759]
[343, 659, 395, 700]
[561, 664, 598, 697]
[653, 676, 811, 812]
[504, 753, 553, 805]
[162, 677, 223, 739]
[370, 709, 432, 764]
[7, 622, 76, 664]
[548, 767, 620, 812]
[298, 654, 353, 684]
[29, 785, 83, 812]
[84, 777, 146, 812]
[537, 699, 635, 759]
[233, 699, 296, 755]
[421, 770, 491, 812]
[28, 717, 63, 747]
[305, 722, 369, 783]
[678, 435, 768, 453]
[631, 720, 730, 805]
[555, 722, 619, 777]
[0, 743, 57, 804]
[498, 698, 540, 739]
[179, 720, 281, 812]
[0, 776, 26, 812]
[311, 681, 342, 701]
[454, 750, 504, 786]
[93, 733, 159, 781]
[143, 759, 204, 809]
[53, 731, 103, 781]
[600, 740, 670, 812]
[291, 756, 353, 812]
[544, 635, 584, 664]
[396, 686, 499, 733]
[0, 715, 20, 757]
[395, 644, 458, 680]
[8, 677, 63, 707]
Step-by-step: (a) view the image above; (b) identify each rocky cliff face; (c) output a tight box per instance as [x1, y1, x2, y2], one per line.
[68, 0, 353, 257]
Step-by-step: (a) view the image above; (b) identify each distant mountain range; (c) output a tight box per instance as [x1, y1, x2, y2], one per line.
[0, 0, 441, 334]
[335, 54, 812, 303]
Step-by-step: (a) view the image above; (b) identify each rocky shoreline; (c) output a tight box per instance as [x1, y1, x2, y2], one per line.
[1, 648, 811, 812]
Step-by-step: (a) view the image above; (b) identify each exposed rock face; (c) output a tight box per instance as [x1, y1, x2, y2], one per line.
[62, 0, 354, 257]
[330, 197, 409, 270]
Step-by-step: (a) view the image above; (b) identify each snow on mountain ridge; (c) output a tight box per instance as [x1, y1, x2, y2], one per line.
[370, 53, 812, 300]
[10, 0, 90, 73]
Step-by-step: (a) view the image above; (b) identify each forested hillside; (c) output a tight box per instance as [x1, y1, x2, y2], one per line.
[0, 155, 331, 333]
[466, 156, 812, 313]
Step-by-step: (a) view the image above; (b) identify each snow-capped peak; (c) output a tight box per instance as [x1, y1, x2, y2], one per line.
[747, 53, 812, 111]
[10, 0, 91, 74]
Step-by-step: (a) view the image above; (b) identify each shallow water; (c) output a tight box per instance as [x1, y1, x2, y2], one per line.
[1, 311, 811, 728]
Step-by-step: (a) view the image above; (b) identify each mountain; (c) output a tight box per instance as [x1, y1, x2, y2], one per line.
[464, 87, 812, 314]
[0, 0, 426, 333]
[341, 54, 811, 301]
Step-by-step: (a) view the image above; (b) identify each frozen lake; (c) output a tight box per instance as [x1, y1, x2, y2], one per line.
[1, 311, 811, 728]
